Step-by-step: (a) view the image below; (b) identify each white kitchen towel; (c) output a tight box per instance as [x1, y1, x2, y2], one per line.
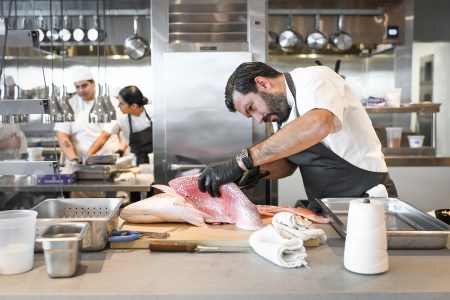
[365, 184, 388, 198]
[272, 212, 327, 244]
[249, 225, 307, 268]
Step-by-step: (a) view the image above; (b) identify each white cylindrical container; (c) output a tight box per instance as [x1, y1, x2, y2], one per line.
[344, 199, 389, 275]
[0, 210, 38, 275]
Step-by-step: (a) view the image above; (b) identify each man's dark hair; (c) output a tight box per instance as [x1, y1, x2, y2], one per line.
[225, 62, 281, 112]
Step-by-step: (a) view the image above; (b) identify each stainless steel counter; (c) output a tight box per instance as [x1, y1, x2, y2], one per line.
[1, 224, 449, 300]
[0, 174, 153, 201]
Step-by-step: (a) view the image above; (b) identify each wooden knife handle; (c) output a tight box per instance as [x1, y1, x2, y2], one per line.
[148, 241, 197, 253]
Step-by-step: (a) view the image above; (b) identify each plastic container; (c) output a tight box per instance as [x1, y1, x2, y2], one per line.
[37, 222, 89, 278]
[407, 135, 425, 148]
[385, 127, 403, 148]
[385, 88, 402, 107]
[0, 210, 38, 275]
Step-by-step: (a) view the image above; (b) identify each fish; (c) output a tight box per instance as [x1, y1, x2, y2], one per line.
[256, 205, 329, 224]
[120, 184, 211, 227]
[169, 174, 264, 231]
[120, 174, 265, 231]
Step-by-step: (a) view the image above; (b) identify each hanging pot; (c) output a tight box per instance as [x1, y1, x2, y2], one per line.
[59, 15, 72, 42]
[268, 30, 279, 50]
[36, 16, 47, 43]
[87, 15, 104, 42]
[330, 15, 353, 52]
[73, 15, 86, 42]
[124, 16, 149, 60]
[278, 14, 303, 53]
[306, 14, 328, 50]
[46, 16, 60, 42]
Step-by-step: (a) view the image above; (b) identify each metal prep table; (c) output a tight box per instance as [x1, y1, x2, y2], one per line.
[0, 174, 153, 207]
[0, 223, 449, 300]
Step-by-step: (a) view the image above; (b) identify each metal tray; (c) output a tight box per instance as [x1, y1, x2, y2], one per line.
[32, 198, 123, 252]
[72, 164, 119, 180]
[316, 197, 450, 249]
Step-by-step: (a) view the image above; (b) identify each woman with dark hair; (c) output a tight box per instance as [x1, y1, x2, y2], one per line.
[87, 85, 153, 165]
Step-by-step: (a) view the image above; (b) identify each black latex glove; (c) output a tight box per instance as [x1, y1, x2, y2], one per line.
[115, 149, 124, 157]
[198, 158, 244, 198]
[236, 167, 270, 190]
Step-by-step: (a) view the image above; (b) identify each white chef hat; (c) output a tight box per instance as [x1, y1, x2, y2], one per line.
[72, 67, 93, 83]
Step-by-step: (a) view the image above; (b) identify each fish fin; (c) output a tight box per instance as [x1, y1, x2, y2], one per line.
[182, 208, 211, 228]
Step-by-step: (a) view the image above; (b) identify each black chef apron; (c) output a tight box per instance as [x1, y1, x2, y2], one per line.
[128, 110, 153, 165]
[283, 72, 397, 211]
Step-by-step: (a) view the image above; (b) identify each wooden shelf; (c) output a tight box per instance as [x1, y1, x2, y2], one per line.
[366, 103, 441, 113]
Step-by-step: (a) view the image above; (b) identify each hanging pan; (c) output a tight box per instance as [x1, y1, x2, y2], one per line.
[268, 30, 279, 51]
[59, 15, 72, 42]
[306, 14, 328, 50]
[330, 15, 353, 52]
[278, 14, 303, 53]
[73, 15, 86, 42]
[124, 16, 149, 60]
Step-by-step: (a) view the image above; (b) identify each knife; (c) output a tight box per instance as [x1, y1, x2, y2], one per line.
[148, 241, 253, 253]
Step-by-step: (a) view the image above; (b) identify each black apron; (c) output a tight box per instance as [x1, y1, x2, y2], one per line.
[282, 72, 397, 210]
[128, 110, 153, 165]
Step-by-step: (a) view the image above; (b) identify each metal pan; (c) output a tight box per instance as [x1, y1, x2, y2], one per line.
[59, 15, 72, 42]
[124, 16, 149, 60]
[330, 15, 353, 52]
[73, 15, 86, 42]
[268, 30, 279, 50]
[87, 15, 103, 42]
[315, 197, 450, 249]
[278, 14, 303, 53]
[306, 14, 328, 50]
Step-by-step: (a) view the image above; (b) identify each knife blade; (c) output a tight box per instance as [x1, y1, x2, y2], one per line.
[148, 241, 253, 253]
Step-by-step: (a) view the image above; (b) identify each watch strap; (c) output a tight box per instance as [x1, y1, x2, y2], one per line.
[237, 149, 254, 170]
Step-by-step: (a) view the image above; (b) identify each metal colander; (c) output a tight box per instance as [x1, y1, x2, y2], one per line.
[33, 198, 123, 251]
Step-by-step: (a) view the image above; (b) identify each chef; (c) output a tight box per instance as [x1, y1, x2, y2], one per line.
[54, 67, 125, 165]
[198, 62, 398, 212]
[0, 124, 27, 160]
[87, 85, 153, 165]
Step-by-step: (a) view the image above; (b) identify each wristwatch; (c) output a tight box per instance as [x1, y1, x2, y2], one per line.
[236, 149, 254, 171]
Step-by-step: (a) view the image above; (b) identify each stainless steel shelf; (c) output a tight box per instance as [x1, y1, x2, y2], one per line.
[0, 99, 49, 115]
[0, 161, 58, 176]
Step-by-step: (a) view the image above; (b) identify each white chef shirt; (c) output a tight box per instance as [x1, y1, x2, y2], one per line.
[110, 105, 153, 145]
[53, 95, 121, 157]
[277, 66, 387, 172]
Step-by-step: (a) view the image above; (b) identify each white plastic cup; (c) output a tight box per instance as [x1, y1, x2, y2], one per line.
[385, 127, 402, 148]
[0, 210, 38, 275]
[385, 88, 402, 107]
[148, 153, 154, 166]
[27, 147, 43, 160]
[407, 135, 425, 148]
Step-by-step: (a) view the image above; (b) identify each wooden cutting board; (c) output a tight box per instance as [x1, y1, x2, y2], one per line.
[109, 217, 320, 249]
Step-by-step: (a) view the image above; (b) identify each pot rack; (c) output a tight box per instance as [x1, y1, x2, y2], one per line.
[268, 8, 384, 17]
[3, 9, 151, 18]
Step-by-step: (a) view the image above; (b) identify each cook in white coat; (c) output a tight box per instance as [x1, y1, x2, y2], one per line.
[54, 67, 126, 164]
[88, 85, 153, 165]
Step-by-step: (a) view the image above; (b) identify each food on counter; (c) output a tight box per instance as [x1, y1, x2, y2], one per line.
[256, 205, 329, 224]
[120, 184, 210, 227]
[121, 173, 264, 231]
[169, 174, 264, 231]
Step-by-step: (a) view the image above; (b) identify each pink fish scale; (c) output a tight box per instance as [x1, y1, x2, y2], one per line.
[169, 174, 264, 231]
